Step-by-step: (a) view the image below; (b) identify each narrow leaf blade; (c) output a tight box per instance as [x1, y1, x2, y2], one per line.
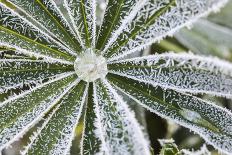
[64, 0, 97, 48]
[0, 59, 73, 92]
[108, 53, 232, 98]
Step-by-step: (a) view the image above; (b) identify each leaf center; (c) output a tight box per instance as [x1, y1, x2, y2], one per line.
[74, 49, 108, 82]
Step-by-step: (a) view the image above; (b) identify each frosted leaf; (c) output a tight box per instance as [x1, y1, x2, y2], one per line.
[108, 74, 232, 154]
[81, 79, 150, 155]
[64, 0, 97, 47]
[108, 53, 232, 98]
[0, 27, 74, 64]
[0, 3, 77, 57]
[81, 83, 101, 155]
[23, 81, 88, 155]
[6, 0, 81, 52]
[0, 59, 72, 93]
[102, 0, 228, 61]
[96, 0, 138, 50]
[0, 73, 78, 150]
[74, 49, 108, 82]
[40, 0, 84, 49]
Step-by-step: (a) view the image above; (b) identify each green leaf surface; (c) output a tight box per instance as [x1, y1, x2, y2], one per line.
[103, 0, 175, 58]
[0, 3, 77, 57]
[64, 0, 96, 48]
[96, 0, 137, 50]
[81, 82, 101, 155]
[108, 53, 232, 98]
[102, 0, 228, 62]
[108, 74, 232, 154]
[24, 81, 88, 155]
[0, 25, 74, 63]
[0, 73, 77, 150]
[0, 59, 73, 92]
[5, 0, 81, 52]
[81, 79, 150, 155]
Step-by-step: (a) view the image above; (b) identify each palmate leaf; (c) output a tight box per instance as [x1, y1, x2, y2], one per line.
[81, 80, 150, 155]
[0, 0, 231, 154]
[108, 53, 232, 98]
[0, 59, 73, 93]
[107, 74, 232, 153]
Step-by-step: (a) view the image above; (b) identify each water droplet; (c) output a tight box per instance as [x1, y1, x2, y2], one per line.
[74, 49, 108, 82]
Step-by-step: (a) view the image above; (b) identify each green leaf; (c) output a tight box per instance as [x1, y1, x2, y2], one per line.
[81, 82, 101, 155]
[81, 79, 150, 155]
[0, 25, 74, 63]
[103, 0, 175, 58]
[0, 59, 73, 92]
[108, 53, 232, 98]
[96, 0, 137, 50]
[108, 74, 232, 154]
[23, 81, 88, 155]
[0, 73, 78, 150]
[64, 0, 96, 48]
[102, 0, 228, 61]
[0, 3, 77, 57]
[5, 0, 81, 52]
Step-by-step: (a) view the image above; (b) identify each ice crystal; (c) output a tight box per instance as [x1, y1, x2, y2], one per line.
[0, 0, 231, 155]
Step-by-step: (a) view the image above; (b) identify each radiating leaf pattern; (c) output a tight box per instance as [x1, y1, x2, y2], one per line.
[0, 0, 231, 154]
[23, 81, 88, 155]
[0, 73, 77, 150]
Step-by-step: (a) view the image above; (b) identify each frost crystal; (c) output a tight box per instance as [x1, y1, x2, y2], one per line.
[74, 49, 108, 82]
